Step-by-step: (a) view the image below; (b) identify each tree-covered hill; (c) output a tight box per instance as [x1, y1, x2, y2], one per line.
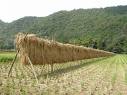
[0, 5, 127, 53]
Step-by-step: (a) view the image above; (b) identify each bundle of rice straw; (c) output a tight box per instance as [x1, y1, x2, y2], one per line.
[15, 33, 113, 65]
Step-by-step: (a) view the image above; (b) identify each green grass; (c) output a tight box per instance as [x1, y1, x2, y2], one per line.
[120, 54, 127, 84]
[0, 51, 15, 63]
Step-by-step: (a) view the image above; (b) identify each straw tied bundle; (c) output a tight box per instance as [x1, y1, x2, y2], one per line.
[15, 33, 113, 65]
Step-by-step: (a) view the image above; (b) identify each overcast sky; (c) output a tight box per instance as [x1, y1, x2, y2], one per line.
[0, 0, 127, 22]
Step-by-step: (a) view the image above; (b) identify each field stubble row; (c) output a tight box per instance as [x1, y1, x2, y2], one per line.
[0, 55, 127, 95]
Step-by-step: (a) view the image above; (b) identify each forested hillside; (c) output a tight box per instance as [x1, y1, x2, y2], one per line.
[0, 5, 127, 53]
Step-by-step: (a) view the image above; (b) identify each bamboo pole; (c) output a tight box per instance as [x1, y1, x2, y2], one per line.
[8, 50, 19, 77]
[27, 56, 39, 84]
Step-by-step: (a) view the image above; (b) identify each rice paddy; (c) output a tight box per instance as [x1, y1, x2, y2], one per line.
[0, 51, 15, 63]
[1, 54, 127, 95]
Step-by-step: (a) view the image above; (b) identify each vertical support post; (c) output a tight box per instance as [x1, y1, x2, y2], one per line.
[8, 49, 20, 77]
[27, 56, 39, 84]
[51, 64, 54, 72]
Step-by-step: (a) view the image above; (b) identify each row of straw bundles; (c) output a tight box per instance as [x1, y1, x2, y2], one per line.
[15, 33, 113, 65]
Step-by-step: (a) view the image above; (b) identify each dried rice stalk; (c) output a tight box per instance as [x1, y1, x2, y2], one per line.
[15, 33, 113, 65]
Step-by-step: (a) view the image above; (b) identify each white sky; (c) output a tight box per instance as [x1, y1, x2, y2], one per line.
[0, 0, 127, 22]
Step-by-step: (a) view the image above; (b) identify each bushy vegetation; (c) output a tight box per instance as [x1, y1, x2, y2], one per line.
[0, 5, 127, 53]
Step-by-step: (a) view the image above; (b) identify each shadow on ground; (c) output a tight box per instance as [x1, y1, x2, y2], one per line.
[37, 56, 114, 79]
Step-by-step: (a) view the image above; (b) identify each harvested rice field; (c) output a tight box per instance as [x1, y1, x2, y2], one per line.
[1, 54, 127, 95]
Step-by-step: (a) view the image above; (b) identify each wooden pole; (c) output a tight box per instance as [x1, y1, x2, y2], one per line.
[8, 49, 19, 77]
[8, 33, 28, 77]
[51, 64, 54, 72]
[27, 56, 39, 84]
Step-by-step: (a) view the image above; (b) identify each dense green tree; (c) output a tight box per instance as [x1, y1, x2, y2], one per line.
[0, 5, 127, 53]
